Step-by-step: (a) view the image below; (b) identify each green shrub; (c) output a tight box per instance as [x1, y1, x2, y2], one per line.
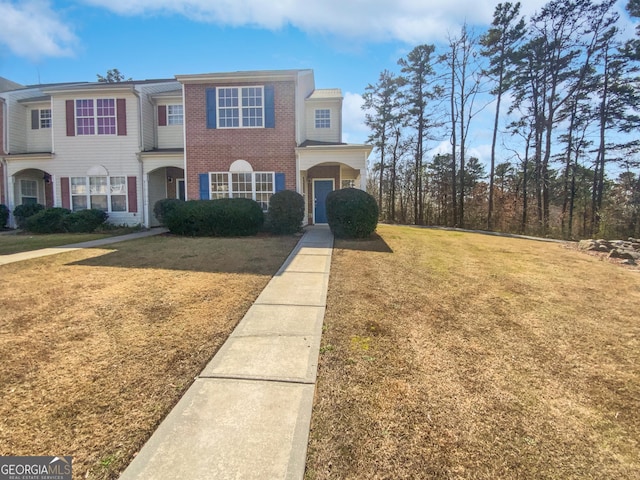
[266, 190, 305, 234]
[166, 198, 264, 237]
[13, 203, 45, 228]
[153, 198, 183, 225]
[0, 204, 9, 228]
[25, 208, 71, 234]
[65, 209, 109, 233]
[326, 188, 378, 239]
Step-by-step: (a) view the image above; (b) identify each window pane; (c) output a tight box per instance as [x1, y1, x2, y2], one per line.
[232, 172, 252, 198]
[76, 100, 95, 135]
[210, 173, 229, 199]
[91, 195, 108, 211]
[315, 109, 330, 128]
[96, 99, 116, 135]
[40, 109, 51, 128]
[111, 195, 127, 212]
[71, 177, 87, 195]
[242, 87, 263, 127]
[72, 196, 87, 211]
[110, 177, 126, 194]
[21, 179, 38, 197]
[90, 177, 108, 194]
[167, 105, 183, 125]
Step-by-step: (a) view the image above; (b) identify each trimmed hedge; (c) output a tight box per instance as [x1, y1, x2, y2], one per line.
[13, 203, 45, 228]
[326, 188, 378, 239]
[25, 208, 71, 234]
[0, 204, 9, 228]
[65, 209, 109, 233]
[23, 207, 108, 233]
[266, 190, 305, 234]
[153, 198, 184, 225]
[165, 198, 264, 237]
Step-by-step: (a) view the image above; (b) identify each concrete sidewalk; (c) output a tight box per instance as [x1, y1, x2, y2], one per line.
[119, 226, 333, 480]
[0, 229, 168, 266]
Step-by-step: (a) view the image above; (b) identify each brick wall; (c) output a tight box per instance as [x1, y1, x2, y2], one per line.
[184, 81, 298, 200]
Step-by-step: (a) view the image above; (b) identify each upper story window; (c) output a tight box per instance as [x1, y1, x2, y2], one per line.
[218, 86, 264, 128]
[40, 109, 52, 129]
[167, 104, 183, 125]
[315, 109, 331, 129]
[76, 99, 116, 135]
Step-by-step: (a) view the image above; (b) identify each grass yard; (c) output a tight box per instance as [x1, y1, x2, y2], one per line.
[306, 224, 640, 479]
[0, 232, 123, 255]
[0, 234, 298, 479]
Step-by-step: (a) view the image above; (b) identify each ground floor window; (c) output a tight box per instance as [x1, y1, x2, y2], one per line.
[20, 179, 38, 204]
[209, 171, 274, 210]
[71, 176, 127, 212]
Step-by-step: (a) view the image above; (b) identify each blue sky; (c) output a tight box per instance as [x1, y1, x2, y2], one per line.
[0, 0, 637, 162]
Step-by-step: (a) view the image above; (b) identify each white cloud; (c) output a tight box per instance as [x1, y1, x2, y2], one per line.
[0, 1, 77, 59]
[342, 91, 369, 144]
[80, 0, 552, 44]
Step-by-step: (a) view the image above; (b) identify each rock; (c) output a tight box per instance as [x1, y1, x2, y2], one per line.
[622, 259, 637, 265]
[608, 249, 636, 260]
[578, 239, 597, 251]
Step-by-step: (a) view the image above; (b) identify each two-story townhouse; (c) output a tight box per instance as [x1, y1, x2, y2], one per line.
[176, 69, 371, 224]
[0, 77, 25, 206]
[0, 79, 182, 227]
[1, 69, 370, 228]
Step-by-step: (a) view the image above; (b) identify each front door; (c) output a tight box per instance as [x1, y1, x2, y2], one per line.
[177, 179, 185, 201]
[314, 179, 334, 224]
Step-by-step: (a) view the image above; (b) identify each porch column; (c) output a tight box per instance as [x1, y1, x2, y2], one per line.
[359, 168, 367, 190]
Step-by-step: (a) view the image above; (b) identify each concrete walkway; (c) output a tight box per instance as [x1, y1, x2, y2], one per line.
[119, 226, 333, 480]
[0, 229, 168, 266]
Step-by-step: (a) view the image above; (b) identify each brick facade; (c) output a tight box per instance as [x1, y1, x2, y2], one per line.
[184, 81, 298, 200]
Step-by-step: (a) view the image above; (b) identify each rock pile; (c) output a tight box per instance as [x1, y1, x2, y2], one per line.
[578, 238, 640, 265]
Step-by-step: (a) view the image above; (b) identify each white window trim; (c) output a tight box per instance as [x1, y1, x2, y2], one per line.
[217, 86, 265, 129]
[209, 171, 275, 210]
[70, 175, 128, 212]
[167, 104, 183, 125]
[40, 109, 52, 129]
[20, 179, 39, 204]
[76, 98, 117, 136]
[315, 108, 331, 129]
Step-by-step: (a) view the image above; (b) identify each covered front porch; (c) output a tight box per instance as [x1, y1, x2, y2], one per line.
[296, 143, 371, 225]
[2, 154, 55, 227]
[139, 150, 185, 227]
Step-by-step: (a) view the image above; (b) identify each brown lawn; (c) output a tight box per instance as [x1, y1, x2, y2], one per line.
[0, 234, 298, 479]
[306, 224, 640, 480]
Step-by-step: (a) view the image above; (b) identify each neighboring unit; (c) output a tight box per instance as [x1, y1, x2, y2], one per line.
[0, 70, 371, 228]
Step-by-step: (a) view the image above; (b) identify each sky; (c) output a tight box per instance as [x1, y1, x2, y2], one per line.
[0, 0, 637, 166]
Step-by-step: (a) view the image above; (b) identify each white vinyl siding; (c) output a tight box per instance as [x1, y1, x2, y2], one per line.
[304, 101, 341, 143]
[51, 93, 140, 224]
[25, 103, 53, 153]
[157, 103, 184, 149]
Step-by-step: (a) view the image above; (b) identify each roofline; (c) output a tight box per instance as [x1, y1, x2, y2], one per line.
[175, 69, 313, 84]
[295, 143, 373, 153]
[41, 79, 176, 95]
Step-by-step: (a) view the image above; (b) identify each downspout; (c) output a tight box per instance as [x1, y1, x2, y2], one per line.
[134, 85, 146, 227]
[136, 152, 147, 228]
[181, 82, 187, 199]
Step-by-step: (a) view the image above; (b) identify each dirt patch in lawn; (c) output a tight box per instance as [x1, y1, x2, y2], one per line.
[0, 234, 298, 479]
[306, 224, 640, 479]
